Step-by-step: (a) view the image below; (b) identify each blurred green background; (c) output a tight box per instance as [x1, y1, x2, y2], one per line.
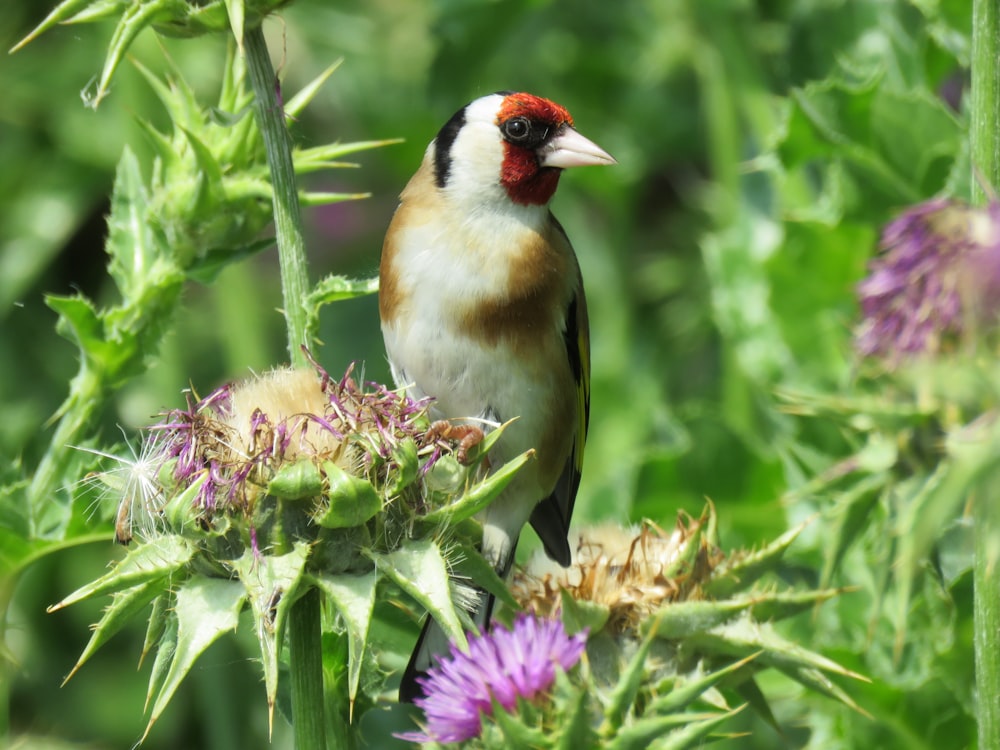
[0, 0, 974, 748]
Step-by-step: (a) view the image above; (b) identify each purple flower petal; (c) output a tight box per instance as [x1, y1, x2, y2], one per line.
[855, 198, 1000, 362]
[399, 614, 587, 744]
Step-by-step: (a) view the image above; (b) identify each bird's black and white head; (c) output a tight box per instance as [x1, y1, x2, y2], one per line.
[429, 91, 616, 208]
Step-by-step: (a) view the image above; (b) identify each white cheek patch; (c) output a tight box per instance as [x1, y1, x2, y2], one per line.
[442, 95, 508, 207]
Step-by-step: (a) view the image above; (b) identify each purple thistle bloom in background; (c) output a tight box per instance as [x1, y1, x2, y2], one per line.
[855, 198, 1000, 363]
[399, 614, 587, 744]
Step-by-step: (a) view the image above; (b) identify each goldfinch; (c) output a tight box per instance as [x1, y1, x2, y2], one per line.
[379, 91, 615, 700]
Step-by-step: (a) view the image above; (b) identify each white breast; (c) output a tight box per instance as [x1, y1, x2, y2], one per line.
[382, 205, 569, 485]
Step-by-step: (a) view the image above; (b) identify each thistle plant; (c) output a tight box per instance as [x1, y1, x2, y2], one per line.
[774, 194, 1000, 747]
[397, 507, 866, 749]
[16, 35, 392, 539]
[54, 361, 527, 741]
[12, 0, 295, 107]
[7, 3, 413, 746]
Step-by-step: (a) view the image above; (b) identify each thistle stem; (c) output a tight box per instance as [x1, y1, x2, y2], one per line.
[970, 1, 1000, 747]
[243, 24, 328, 750]
[244, 25, 310, 368]
[27, 368, 103, 536]
[287, 588, 331, 748]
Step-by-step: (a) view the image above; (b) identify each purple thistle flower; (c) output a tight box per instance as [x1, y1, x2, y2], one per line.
[398, 614, 587, 744]
[856, 198, 1000, 363]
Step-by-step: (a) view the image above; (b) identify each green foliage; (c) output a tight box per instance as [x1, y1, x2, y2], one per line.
[0, 0, 986, 748]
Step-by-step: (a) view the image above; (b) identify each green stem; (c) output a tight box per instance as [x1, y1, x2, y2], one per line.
[974, 491, 1000, 749]
[973, 0, 1000, 203]
[27, 368, 103, 536]
[287, 588, 333, 748]
[243, 24, 328, 750]
[971, 2, 1000, 747]
[244, 25, 310, 368]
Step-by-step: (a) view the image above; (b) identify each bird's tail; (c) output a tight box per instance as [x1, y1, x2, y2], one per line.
[398, 587, 495, 702]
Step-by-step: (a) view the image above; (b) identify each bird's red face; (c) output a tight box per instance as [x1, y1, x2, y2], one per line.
[496, 93, 574, 206]
[425, 91, 614, 210]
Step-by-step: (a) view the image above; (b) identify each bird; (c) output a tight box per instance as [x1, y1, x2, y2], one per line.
[378, 91, 615, 701]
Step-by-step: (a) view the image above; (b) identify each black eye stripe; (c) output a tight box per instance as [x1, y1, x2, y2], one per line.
[500, 118, 553, 149]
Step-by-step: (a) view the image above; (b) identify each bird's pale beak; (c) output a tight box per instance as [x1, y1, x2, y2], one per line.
[539, 126, 617, 169]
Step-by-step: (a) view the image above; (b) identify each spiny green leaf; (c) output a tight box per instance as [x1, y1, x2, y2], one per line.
[368, 539, 466, 648]
[223, 0, 245, 52]
[418, 449, 533, 527]
[205, 105, 253, 129]
[649, 653, 758, 715]
[775, 387, 936, 422]
[743, 587, 845, 622]
[128, 55, 183, 125]
[144, 576, 246, 737]
[643, 599, 754, 640]
[46, 294, 104, 363]
[601, 632, 656, 735]
[647, 707, 745, 750]
[305, 276, 379, 339]
[608, 710, 736, 750]
[299, 191, 370, 206]
[178, 125, 225, 212]
[162, 473, 209, 533]
[154, 0, 229, 37]
[553, 670, 595, 750]
[703, 519, 809, 598]
[9, 0, 106, 52]
[232, 543, 310, 712]
[311, 570, 377, 706]
[134, 116, 178, 166]
[284, 58, 344, 120]
[894, 421, 1000, 657]
[186, 237, 273, 285]
[733, 676, 780, 734]
[781, 665, 870, 716]
[141, 591, 172, 666]
[491, 699, 551, 748]
[144, 604, 178, 712]
[63, 578, 169, 684]
[106, 146, 159, 295]
[88, 0, 181, 109]
[451, 540, 519, 612]
[308, 275, 379, 304]
[820, 473, 889, 588]
[64, 0, 127, 23]
[689, 616, 869, 685]
[49, 535, 193, 611]
[314, 462, 381, 528]
[294, 138, 404, 164]
[217, 37, 243, 112]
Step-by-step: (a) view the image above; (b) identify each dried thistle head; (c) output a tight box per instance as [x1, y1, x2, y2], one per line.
[511, 511, 724, 635]
[406, 508, 867, 747]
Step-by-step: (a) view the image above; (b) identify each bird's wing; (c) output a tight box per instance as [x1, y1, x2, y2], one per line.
[529, 246, 590, 567]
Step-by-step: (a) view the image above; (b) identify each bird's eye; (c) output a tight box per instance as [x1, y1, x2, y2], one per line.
[502, 117, 531, 142]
